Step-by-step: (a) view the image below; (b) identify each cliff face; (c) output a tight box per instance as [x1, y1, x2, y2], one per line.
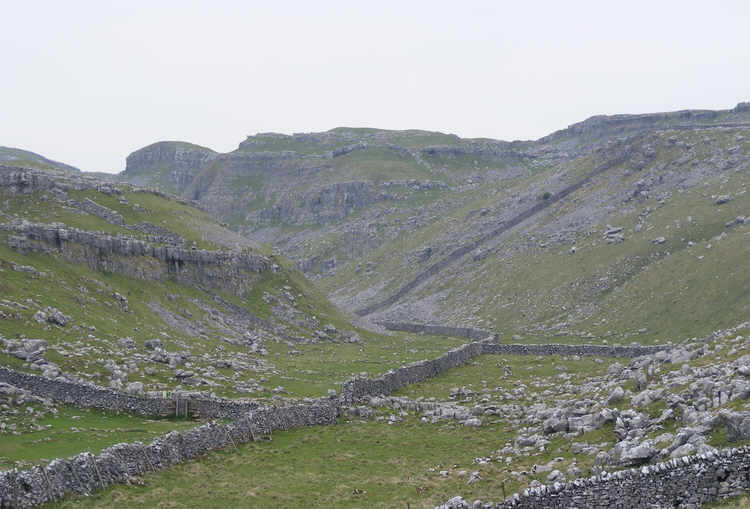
[0, 165, 107, 194]
[122, 142, 217, 195]
[2, 221, 269, 296]
[0, 165, 270, 296]
[118, 128, 549, 240]
[540, 102, 750, 152]
[248, 180, 447, 225]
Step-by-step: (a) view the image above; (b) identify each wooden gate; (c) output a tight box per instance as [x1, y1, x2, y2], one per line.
[174, 398, 189, 418]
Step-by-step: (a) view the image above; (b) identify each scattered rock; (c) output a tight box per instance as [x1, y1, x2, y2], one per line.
[716, 194, 732, 205]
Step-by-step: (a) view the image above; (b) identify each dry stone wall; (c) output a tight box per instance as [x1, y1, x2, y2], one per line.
[437, 447, 750, 509]
[341, 337, 496, 403]
[379, 321, 493, 341]
[0, 397, 341, 508]
[73, 198, 125, 226]
[0, 366, 262, 420]
[483, 342, 670, 358]
[341, 326, 670, 403]
[355, 152, 631, 316]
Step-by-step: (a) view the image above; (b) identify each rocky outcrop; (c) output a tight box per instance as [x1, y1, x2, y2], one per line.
[123, 142, 217, 193]
[718, 410, 750, 442]
[67, 196, 186, 245]
[1, 221, 269, 296]
[0, 166, 200, 210]
[541, 102, 750, 154]
[436, 447, 750, 509]
[251, 180, 447, 225]
[127, 222, 185, 245]
[0, 165, 109, 195]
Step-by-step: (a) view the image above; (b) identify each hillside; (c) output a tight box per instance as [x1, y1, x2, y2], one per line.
[0, 147, 81, 173]
[0, 165, 464, 404]
[120, 103, 750, 344]
[4, 103, 750, 508]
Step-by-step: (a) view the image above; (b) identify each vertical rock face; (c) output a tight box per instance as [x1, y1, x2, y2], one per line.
[1, 222, 270, 296]
[250, 180, 445, 225]
[0, 165, 120, 196]
[123, 142, 217, 194]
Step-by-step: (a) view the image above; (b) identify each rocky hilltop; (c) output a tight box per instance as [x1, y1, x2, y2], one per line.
[123, 141, 217, 196]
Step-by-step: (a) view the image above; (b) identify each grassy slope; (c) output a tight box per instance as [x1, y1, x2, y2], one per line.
[0, 147, 80, 173]
[47, 418, 576, 509]
[392, 353, 622, 400]
[321, 128, 750, 347]
[438, 160, 750, 343]
[318, 171, 543, 302]
[1, 183, 478, 469]
[54, 330, 744, 509]
[1, 186, 469, 399]
[706, 494, 750, 507]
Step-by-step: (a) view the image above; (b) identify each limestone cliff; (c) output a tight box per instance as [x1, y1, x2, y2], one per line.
[122, 141, 217, 195]
[1, 221, 269, 296]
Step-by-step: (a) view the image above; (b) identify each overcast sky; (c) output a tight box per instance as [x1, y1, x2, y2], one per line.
[1, 1, 749, 173]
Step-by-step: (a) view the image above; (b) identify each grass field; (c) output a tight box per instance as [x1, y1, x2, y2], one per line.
[44, 414, 615, 509]
[0, 405, 196, 470]
[393, 353, 622, 401]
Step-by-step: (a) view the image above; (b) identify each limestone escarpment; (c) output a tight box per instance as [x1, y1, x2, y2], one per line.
[249, 179, 447, 225]
[123, 141, 217, 194]
[115, 104, 750, 342]
[0, 165, 194, 207]
[0, 165, 110, 195]
[1, 221, 269, 296]
[540, 102, 750, 153]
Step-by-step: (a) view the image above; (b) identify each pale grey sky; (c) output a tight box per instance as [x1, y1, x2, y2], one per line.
[1, 1, 749, 172]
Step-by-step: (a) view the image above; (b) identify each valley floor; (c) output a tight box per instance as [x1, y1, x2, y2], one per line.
[29, 327, 750, 508]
